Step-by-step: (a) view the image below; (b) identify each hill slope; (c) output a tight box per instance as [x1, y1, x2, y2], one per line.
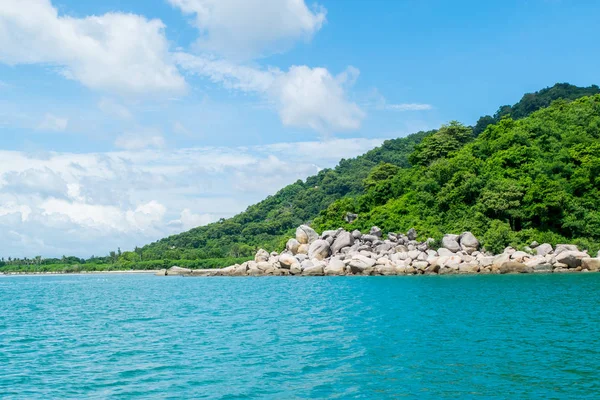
[140, 83, 600, 263]
[314, 95, 600, 253]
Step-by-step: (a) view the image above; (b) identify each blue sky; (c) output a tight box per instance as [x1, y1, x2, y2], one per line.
[0, 0, 598, 257]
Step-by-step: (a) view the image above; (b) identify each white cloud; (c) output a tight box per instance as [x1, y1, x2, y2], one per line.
[36, 113, 68, 131]
[0, 0, 186, 95]
[0, 138, 386, 257]
[177, 53, 365, 132]
[115, 132, 166, 150]
[385, 103, 433, 111]
[168, 0, 326, 59]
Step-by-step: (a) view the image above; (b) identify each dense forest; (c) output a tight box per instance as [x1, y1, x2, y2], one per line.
[2, 83, 599, 273]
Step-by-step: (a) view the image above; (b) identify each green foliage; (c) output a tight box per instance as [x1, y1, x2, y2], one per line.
[409, 121, 474, 166]
[473, 83, 600, 135]
[316, 95, 600, 254]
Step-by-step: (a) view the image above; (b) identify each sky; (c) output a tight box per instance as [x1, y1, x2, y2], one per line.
[0, 0, 598, 258]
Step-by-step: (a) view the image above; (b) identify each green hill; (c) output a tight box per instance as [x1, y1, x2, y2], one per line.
[139, 83, 600, 263]
[314, 94, 600, 254]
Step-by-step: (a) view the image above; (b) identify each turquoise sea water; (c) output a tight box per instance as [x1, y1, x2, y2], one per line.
[1, 274, 599, 399]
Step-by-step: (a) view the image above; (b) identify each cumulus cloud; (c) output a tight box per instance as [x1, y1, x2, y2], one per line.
[168, 0, 326, 59]
[0, 138, 386, 257]
[0, 0, 186, 95]
[36, 113, 68, 132]
[177, 53, 365, 132]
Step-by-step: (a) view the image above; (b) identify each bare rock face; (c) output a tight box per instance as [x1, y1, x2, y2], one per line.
[308, 239, 331, 261]
[442, 234, 461, 253]
[331, 231, 354, 254]
[296, 225, 319, 245]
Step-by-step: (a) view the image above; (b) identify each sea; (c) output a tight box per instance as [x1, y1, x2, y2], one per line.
[1, 273, 599, 399]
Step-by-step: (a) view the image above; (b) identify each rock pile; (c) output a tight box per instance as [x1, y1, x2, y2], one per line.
[157, 225, 600, 277]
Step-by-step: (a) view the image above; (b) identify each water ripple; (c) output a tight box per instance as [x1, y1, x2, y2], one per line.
[1, 274, 600, 398]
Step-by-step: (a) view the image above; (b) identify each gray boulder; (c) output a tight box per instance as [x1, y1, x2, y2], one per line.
[442, 234, 461, 253]
[331, 230, 354, 254]
[308, 239, 331, 261]
[459, 232, 479, 254]
[254, 249, 270, 263]
[166, 266, 191, 275]
[344, 212, 358, 223]
[370, 226, 383, 238]
[352, 229, 362, 239]
[286, 238, 301, 255]
[534, 243, 553, 257]
[407, 228, 417, 241]
[296, 225, 319, 244]
[324, 259, 346, 275]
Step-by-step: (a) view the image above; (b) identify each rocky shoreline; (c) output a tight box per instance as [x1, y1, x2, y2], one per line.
[156, 225, 600, 277]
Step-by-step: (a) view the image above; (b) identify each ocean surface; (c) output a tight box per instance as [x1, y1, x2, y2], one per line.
[1, 274, 599, 399]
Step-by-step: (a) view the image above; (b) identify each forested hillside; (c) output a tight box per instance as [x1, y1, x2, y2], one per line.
[314, 95, 600, 254]
[132, 83, 598, 263]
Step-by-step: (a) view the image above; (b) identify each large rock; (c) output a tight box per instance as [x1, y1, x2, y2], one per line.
[302, 263, 325, 276]
[369, 226, 383, 238]
[296, 225, 319, 244]
[278, 254, 298, 269]
[499, 261, 530, 274]
[581, 258, 600, 272]
[297, 244, 309, 255]
[331, 231, 354, 254]
[442, 234, 461, 253]
[555, 244, 579, 255]
[407, 228, 417, 241]
[308, 239, 331, 261]
[155, 269, 167, 276]
[534, 243, 553, 257]
[254, 249, 270, 263]
[458, 263, 479, 274]
[167, 266, 192, 276]
[555, 251, 582, 268]
[459, 232, 479, 254]
[324, 259, 346, 275]
[286, 239, 301, 255]
[348, 254, 376, 274]
[344, 212, 358, 223]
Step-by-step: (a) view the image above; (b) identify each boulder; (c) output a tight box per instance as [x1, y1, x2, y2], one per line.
[413, 261, 429, 271]
[499, 261, 530, 274]
[510, 251, 529, 262]
[233, 263, 248, 276]
[532, 264, 553, 273]
[458, 263, 479, 274]
[254, 249, 270, 263]
[348, 254, 376, 274]
[167, 266, 192, 276]
[369, 226, 383, 238]
[437, 248, 455, 257]
[407, 228, 417, 241]
[442, 234, 461, 253]
[361, 234, 379, 242]
[302, 263, 325, 276]
[297, 244, 309, 255]
[534, 243, 553, 257]
[331, 231, 354, 254]
[530, 241, 539, 248]
[344, 212, 358, 223]
[459, 232, 479, 254]
[555, 244, 579, 255]
[279, 254, 297, 269]
[296, 225, 319, 244]
[555, 251, 586, 268]
[191, 269, 218, 276]
[376, 262, 397, 275]
[352, 229, 362, 239]
[155, 269, 167, 276]
[286, 239, 301, 255]
[321, 229, 340, 239]
[308, 240, 331, 260]
[324, 259, 346, 275]
[581, 258, 600, 272]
